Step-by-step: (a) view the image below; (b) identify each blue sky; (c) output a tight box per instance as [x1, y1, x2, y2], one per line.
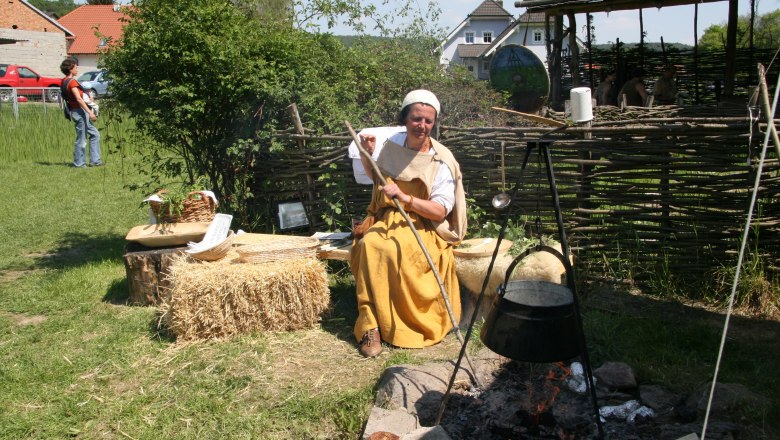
[312, 0, 780, 45]
[102, 0, 779, 45]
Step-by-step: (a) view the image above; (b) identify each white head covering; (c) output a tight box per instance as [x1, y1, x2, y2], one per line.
[401, 89, 441, 115]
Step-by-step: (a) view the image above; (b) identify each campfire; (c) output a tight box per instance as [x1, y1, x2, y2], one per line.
[440, 360, 604, 439]
[435, 357, 749, 440]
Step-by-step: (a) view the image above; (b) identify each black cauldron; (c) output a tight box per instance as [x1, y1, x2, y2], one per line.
[480, 247, 581, 362]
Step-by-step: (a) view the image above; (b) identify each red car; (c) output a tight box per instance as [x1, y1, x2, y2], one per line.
[0, 63, 62, 102]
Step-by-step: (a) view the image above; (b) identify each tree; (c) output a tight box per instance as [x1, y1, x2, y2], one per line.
[699, 9, 780, 50]
[293, 0, 444, 41]
[86, 0, 115, 4]
[27, 0, 77, 18]
[103, 0, 503, 226]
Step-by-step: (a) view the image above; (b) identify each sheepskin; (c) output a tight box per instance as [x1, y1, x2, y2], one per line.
[455, 242, 571, 298]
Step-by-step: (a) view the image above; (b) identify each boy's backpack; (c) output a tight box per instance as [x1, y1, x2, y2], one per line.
[60, 78, 73, 121]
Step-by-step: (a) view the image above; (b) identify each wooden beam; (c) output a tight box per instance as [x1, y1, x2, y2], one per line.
[515, 0, 723, 16]
[724, 0, 738, 96]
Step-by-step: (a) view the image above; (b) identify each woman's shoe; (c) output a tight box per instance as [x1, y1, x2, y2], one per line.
[359, 328, 382, 357]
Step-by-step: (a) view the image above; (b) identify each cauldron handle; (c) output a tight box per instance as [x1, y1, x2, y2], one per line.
[498, 244, 575, 297]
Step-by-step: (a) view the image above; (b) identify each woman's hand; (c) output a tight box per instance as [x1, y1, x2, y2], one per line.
[381, 182, 408, 203]
[382, 183, 446, 222]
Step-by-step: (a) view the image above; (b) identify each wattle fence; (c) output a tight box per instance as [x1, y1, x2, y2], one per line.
[252, 105, 780, 281]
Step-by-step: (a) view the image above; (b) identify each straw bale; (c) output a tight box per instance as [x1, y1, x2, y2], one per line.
[456, 242, 570, 296]
[159, 251, 330, 341]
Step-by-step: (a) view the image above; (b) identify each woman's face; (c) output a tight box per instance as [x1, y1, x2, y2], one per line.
[404, 103, 436, 145]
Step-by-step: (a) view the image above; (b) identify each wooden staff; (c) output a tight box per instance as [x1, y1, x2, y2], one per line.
[345, 121, 481, 387]
[491, 106, 567, 127]
[757, 64, 780, 159]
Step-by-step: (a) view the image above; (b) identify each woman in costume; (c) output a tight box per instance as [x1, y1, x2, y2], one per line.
[350, 89, 467, 357]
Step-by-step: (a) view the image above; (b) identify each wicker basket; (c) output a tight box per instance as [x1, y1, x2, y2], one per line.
[236, 236, 320, 264]
[188, 231, 235, 262]
[150, 190, 216, 223]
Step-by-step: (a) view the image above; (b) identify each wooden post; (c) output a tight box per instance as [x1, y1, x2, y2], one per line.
[552, 15, 564, 108]
[288, 103, 316, 228]
[725, 0, 738, 96]
[123, 244, 186, 305]
[639, 9, 645, 67]
[749, 0, 756, 85]
[694, 3, 700, 104]
[567, 12, 580, 88]
[577, 119, 593, 212]
[586, 13, 594, 89]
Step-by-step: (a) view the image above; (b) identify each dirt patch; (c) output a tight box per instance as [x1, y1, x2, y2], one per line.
[263, 327, 465, 398]
[0, 270, 31, 284]
[1, 311, 47, 326]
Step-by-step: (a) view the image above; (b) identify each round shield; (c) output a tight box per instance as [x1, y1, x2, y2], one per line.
[489, 44, 550, 113]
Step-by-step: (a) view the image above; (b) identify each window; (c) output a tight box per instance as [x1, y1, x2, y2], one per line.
[98, 38, 107, 47]
[483, 32, 492, 43]
[18, 67, 36, 78]
[534, 30, 543, 42]
[483, 62, 490, 71]
[467, 65, 474, 72]
[465, 32, 474, 44]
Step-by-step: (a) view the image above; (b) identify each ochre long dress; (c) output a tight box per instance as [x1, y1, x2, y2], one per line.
[350, 139, 466, 348]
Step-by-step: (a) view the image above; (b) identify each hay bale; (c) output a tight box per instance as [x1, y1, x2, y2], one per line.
[159, 251, 330, 341]
[456, 242, 570, 297]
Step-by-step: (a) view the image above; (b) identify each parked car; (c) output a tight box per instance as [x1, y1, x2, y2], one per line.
[77, 70, 112, 100]
[0, 64, 62, 102]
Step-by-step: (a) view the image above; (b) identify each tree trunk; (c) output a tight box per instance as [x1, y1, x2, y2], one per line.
[123, 244, 186, 305]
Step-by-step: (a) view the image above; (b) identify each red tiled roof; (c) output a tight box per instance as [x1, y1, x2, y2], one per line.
[58, 5, 128, 55]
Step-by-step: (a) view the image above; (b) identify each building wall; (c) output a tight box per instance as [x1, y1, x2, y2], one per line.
[508, 24, 546, 47]
[0, 0, 65, 33]
[439, 32, 460, 65]
[0, 28, 68, 77]
[469, 18, 512, 45]
[70, 54, 100, 72]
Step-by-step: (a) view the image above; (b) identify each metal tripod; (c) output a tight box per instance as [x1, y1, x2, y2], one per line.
[437, 138, 604, 439]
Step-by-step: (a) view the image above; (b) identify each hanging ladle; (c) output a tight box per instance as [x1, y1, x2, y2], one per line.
[492, 141, 511, 209]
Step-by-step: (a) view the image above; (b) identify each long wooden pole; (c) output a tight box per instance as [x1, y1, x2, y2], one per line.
[345, 121, 481, 387]
[757, 64, 780, 159]
[491, 106, 566, 126]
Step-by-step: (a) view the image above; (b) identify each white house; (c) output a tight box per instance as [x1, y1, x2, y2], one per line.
[439, 1, 576, 80]
[439, 0, 515, 80]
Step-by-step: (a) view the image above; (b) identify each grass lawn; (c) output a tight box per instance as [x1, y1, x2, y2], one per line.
[0, 107, 465, 439]
[1, 105, 778, 439]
